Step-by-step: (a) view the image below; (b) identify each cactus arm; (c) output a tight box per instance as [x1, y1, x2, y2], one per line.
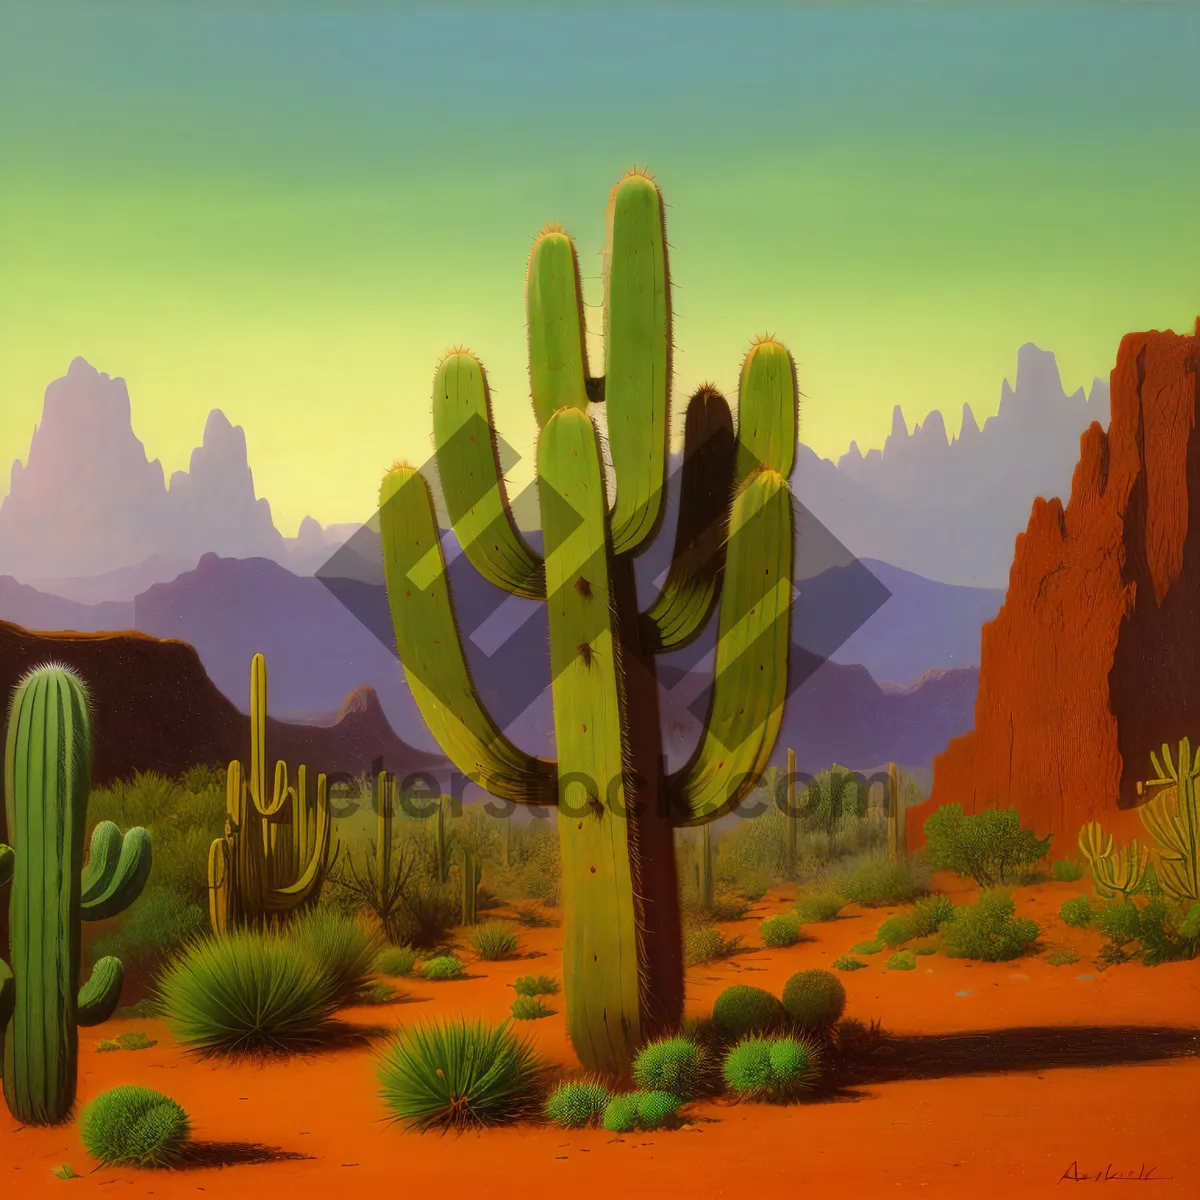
[263, 772, 331, 912]
[0, 843, 11, 889]
[380, 463, 558, 805]
[3, 665, 90, 1125]
[526, 227, 590, 428]
[79, 821, 126, 906]
[639, 386, 736, 653]
[603, 171, 672, 554]
[539, 405, 644, 1074]
[734, 337, 799, 484]
[76, 957, 123, 1027]
[0, 957, 12, 1027]
[432, 350, 546, 599]
[667, 468, 794, 826]
[207, 831, 234, 934]
[80, 827, 152, 922]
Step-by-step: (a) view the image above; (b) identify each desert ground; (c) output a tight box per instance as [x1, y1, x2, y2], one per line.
[5, 872, 1198, 1200]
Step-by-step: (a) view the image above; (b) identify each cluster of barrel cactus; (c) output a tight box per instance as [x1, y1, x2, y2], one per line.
[207, 653, 333, 932]
[380, 168, 798, 1075]
[1, 664, 152, 1125]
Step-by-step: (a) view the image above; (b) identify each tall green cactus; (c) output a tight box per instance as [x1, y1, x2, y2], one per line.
[380, 170, 797, 1076]
[460, 846, 482, 926]
[700, 823, 714, 911]
[2, 665, 151, 1125]
[887, 761, 907, 863]
[207, 653, 332, 931]
[785, 748, 799, 871]
[1137, 739, 1200, 901]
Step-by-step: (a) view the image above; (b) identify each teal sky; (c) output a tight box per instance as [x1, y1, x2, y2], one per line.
[1, 2, 1198, 533]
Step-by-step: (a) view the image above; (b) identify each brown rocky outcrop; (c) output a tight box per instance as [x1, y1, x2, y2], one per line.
[908, 322, 1200, 851]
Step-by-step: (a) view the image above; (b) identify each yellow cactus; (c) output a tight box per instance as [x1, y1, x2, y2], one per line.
[1078, 821, 1149, 900]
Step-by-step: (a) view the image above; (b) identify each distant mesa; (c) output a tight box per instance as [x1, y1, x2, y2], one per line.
[910, 321, 1200, 850]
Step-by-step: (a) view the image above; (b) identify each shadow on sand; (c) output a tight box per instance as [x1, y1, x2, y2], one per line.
[830, 1024, 1200, 1091]
[177, 1141, 314, 1169]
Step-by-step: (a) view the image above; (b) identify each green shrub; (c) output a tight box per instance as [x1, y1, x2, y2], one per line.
[636, 1090, 684, 1129]
[1045, 947, 1079, 966]
[1096, 899, 1141, 965]
[287, 908, 379, 1006]
[1059, 896, 1094, 929]
[832, 955, 867, 971]
[512, 975, 559, 997]
[684, 926, 744, 966]
[544, 1080, 612, 1129]
[782, 970, 846, 1032]
[760, 912, 805, 948]
[884, 950, 916, 971]
[511, 996, 553, 1020]
[467, 921, 519, 961]
[91, 885, 206, 971]
[362, 983, 400, 1005]
[156, 931, 338, 1057]
[722, 1035, 820, 1100]
[836, 854, 929, 907]
[51, 1165, 79, 1180]
[79, 1086, 191, 1168]
[422, 955, 466, 981]
[377, 1018, 544, 1131]
[1052, 859, 1084, 882]
[849, 939, 884, 955]
[96, 1032, 157, 1053]
[877, 915, 917, 947]
[911, 942, 937, 957]
[711, 985, 787, 1039]
[910, 894, 956, 936]
[710, 894, 753, 922]
[632, 1037, 704, 1098]
[940, 890, 1039, 962]
[794, 893, 845, 923]
[375, 945, 420, 977]
[923, 803, 1051, 888]
[602, 1092, 642, 1132]
[1138, 897, 1200, 965]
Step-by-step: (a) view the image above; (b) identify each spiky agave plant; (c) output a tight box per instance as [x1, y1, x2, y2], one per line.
[380, 168, 798, 1077]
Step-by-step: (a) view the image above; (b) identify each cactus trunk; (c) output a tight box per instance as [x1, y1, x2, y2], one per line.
[887, 762, 907, 863]
[701, 823, 714, 910]
[786, 748, 798, 871]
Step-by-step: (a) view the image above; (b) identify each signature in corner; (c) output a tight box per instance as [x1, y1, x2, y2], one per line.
[1060, 1162, 1173, 1184]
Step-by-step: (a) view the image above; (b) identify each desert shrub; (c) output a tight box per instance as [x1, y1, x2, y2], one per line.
[632, 1037, 704, 1099]
[910, 894, 956, 937]
[602, 1092, 642, 1132]
[467, 921, 519, 961]
[511, 996, 553, 1020]
[876, 915, 917, 947]
[684, 926, 745, 966]
[760, 913, 805, 948]
[781, 970, 846, 1033]
[375, 945, 420, 978]
[710, 893, 753, 922]
[884, 950, 916, 971]
[714, 796, 792, 890]
[711, 985, 787, 1039]
[96, 1032, 157, 1053]
[849, 939, 884, 955]
[287, 908, 379, 1006]
[513, 822, 561, 908]
[1137, 897, 1200, 965]
[1059, 896, 1094, 929]
[1045, 947, 1079, 966]
[940, 890, 1039, 962]
[798, 765, 870, 843]
[832, 956, 867, 972]
[79, 1086, 191, 1168]
[1095, 899, 1142, 966]
[1052, 859, 1085, 882]
[157, 930, 338, 1057]
[362, 983, 400, 1005]
[923, 803, 1051, 888]
[91, 885, 206, 972]
[722, 1035, 820, 1100]
[421, 955, 466, 981]
[544, 1080, 612, 1129]
[835, 853, 929, 907]
[377, 1018, 544, 1131]
[512, 975, 559, 997]
[794, 893, 845, 923]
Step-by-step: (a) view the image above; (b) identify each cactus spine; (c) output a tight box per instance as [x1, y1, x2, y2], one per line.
[2, 665, 151, 1125]
[380, 171, 797, 1076]
[785, 748, 798, 871]
[887, 761, 907, 862]
[207, 653, 332, 931]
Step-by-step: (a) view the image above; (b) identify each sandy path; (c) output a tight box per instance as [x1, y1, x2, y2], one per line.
[4, 874, 1199, 1198]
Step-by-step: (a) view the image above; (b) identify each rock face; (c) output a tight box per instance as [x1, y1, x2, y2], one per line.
[910, 323, 1200, 850]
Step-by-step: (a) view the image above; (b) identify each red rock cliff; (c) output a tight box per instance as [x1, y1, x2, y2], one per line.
[908, 323, 1200, 852]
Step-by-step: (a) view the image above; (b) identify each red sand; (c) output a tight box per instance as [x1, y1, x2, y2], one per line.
[4, 874, 1199, 1198]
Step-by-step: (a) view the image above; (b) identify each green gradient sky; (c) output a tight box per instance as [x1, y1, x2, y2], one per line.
[1, 3, 1198, 534]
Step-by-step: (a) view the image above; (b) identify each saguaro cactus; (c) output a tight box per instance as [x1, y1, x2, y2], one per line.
[1079, 821, 1149, 899]
[460, 846, 482, 926]
[1137, 739, 1200, 901]
[380, 170, 797, 1076]
[887, 761, 907, 863]
[785, 748, 799, 871]
[700, 823, 715, 911]
[207, 653, 332, 931]
[2, 664, 151, 1125]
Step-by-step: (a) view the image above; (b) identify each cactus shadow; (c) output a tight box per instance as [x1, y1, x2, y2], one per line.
[177, 1141, 314, 1169]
